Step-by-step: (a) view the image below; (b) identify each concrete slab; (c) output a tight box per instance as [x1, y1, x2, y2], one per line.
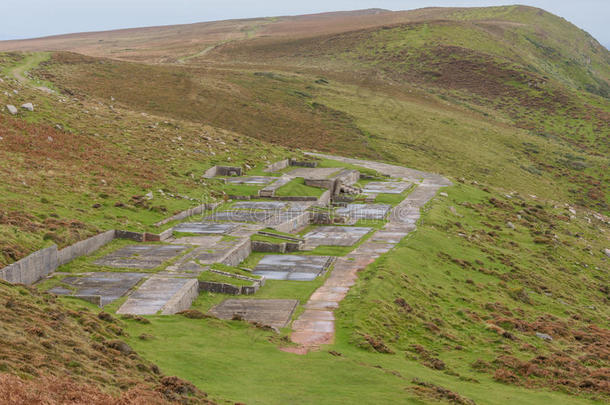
[48, 272, 147, 306]
[362, 181, 410, 194]
[232, 201, 288, 210]
[173, 222, 237, 235]
[205, 210, 273, 223]
[170, 235, 223, 247]
[335, 203, 392, 220]
[95, 245, 188, 269]
[288, 167, 342, 179]
[253, 255, 333, 281]
[303, 226, 372, 247]
[209, 299, 298, 329]
[117, 276, 196, 315]
[224, 176, 276, 185]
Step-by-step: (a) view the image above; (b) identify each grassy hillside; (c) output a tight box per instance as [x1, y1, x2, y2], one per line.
[0, 5, 608, 404]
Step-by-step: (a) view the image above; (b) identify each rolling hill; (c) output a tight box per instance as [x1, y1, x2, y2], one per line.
[0, 5, 608, 404]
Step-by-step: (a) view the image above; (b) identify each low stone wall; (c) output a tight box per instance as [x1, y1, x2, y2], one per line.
[203, 165, 242, 178]
[252, 240, 287, 253]
[0, 246, 58, 285]
[271, 195, 319, 202]
[285, 242, 301, 252]
[199, 281, 242, 295]
[272, 211, 311, 234]
[144, 228, 174, 242]
[220, 239, 252, 267]
[289, 159, 317, 168]
[264, 159, 290, 172]
[154, 202, 220, 227]
[304, 178, 334, 190]
[317, 190, 332, 205]
[311, 211, 332, 224]
[57, 230, 116, 266]
[160, 279, 199, 315]
[115, 230, 145, 242]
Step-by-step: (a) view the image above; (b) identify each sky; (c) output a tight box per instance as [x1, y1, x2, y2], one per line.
[0, 1, 608, 48]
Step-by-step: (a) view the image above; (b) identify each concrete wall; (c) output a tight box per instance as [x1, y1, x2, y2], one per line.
[115, 230, 145, 242]
[57, 230, 116, 266]
[154, 202, 220, 227]
[220, 239, 252, 267]
[317, 190, 332, 205]
[252, 240, 287, 253]
[289, 159, 317, 168]
[199, 281, 241, 295]
[144, 228, 174, 242]
[203, 165, 242, 178]
[264, 159, 289, 173]
[0, 246, 58, 285]
[304, 178, 334, 190]
[160, 279, 199, 315]
[272, 211, 311, 234]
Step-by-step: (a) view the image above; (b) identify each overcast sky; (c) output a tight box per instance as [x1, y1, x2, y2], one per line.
[1, 1, 608, 48]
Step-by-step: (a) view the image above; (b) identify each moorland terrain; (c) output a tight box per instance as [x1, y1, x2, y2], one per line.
[0, 5, 608, 405]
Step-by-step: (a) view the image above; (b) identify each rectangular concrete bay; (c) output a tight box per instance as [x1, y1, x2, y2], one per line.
[253, 255, 333, 281]
[362, 181, 410, 194]
[209, 299, 298, 329]
[205, 210, 273, 223]
[173, 222, 237, 234]
[117, 276, 196, 315]
[335, 204, 391, 220]
[49, 272, 146, 306]
[95, 245, 188, 269]
[224, 176, 276, 185]
[304, 226, 372, 247]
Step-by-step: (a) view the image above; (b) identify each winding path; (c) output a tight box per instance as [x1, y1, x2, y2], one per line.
[289, 153, 451, 352]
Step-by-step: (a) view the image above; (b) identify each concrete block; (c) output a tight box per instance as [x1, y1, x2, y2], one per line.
[0, 245, 58, 285]
[57, 230, 115, 266]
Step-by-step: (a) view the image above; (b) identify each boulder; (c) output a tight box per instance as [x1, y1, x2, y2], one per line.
[5, 105, 17, 115]
[604, 248, 610, 258]
[506, 221, 515, 230]
[535, 332, 553, 341]
[21, 103, 34, 112]
[439, 192, 448, 197]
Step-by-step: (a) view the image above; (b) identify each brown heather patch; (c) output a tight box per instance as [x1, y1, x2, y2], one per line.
[0, 281, 213, 404]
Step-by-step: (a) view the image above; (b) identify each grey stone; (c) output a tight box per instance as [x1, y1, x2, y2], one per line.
[604, 248, 610, 258]
[95, 244, 188, 269]
[335, 203, 392, 220]
[253, 255, 333, 281]
[303, 226, 372, 247]
[117, 276, 198, 315]
[49, 272, 146, 306]
[439, 192, 449, 197]
[506, 221, 515, 230]
[224, 176, 276, 185]
[362, 181, 411, 194]
[205, 210, 273, 223]
[535, 332, 553, 341]
[6, 105, 17, 115]
[173, 222, 237, 234]
[21, 103, 34, 112]
[209, 299, 298, 329]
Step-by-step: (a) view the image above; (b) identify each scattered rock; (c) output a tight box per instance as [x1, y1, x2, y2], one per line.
[439, 192, 448, 197]
[145, 191, 154, 200]
[47, 136, 53, 142]
[105, 339, 133, 354]
[604, 248, 610, 258]
[5, 104, 17, 115]
[535, 332, 553, 341]
[21, 103, 34, 112]
[506, 221, 515, 230]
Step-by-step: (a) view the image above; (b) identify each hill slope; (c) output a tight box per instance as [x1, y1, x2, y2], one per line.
[0, 5, 608, 405]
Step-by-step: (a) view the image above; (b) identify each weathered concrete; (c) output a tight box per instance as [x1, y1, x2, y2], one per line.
[209, 299, 298, 329]
[117, 276, 198, 315]
[270, 211, 311, 234]
[289, 153, 451, 351]
[173, 222, 237, 234]
[0, 246, 58, 285]
[224, 176, 275, 185]
[205, 210, 273, 223]
[259, 175, 292, 198]
[253, 255, 333, 281]
[154, 202, 220, 227]
[264, 159, 290, 172]
[252, 240, 287, 253]
[232, 201, 288, 210]
[57, 230, 116, 266]
[49, 272, 146, 306]
[203, 165, 242, 178]
[335, 203, 392, 220]
[164, 237, 251, 274]
[288, 167, 341, 179]
[362, 181, 411, 194]
[303, 226, 372, 248]
[95, 245, 188, 269]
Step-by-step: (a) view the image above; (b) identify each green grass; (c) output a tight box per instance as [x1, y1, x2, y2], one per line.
[113, 183, 606, 405]
[274, 177, 325, 197]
